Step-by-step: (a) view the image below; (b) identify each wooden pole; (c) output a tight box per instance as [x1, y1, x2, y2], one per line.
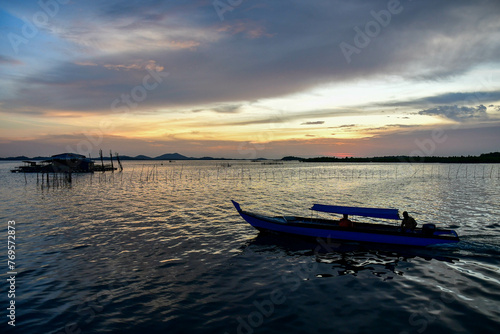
[99, 149, 104, 172]
[109, 150, 114, 172]
[115, 152, 123, 171]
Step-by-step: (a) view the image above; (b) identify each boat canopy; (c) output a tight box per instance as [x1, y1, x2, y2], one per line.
[310, 204, 400, 220]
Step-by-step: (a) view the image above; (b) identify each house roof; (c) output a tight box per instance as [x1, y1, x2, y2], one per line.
[51, 153, 88, 160]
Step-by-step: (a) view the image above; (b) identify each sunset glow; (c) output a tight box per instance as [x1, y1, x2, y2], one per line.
[1, 1, 499, 158]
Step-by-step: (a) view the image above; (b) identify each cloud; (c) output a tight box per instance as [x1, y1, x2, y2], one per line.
[74, 61, 99, 67]
[46, 2, 215, 55]
[381, 91, 500, 108]
[218, 108, 357, 127]
[216, 20, 274, 39]
[191, 103, 244, 114]
[103, 60, 164, 72]
[1, 122, 499, 159]
[421, 92, 500, 105]
[211, 104, 244, 114]
[75, 60, 164, 72]
[301, 121, 325, 125]
[0, 55, 22, 65]
[3, 0, 500, 115]
[385, 124, 419, 128]
[1, 0, 500, 160]
[418, 105, 488, 121]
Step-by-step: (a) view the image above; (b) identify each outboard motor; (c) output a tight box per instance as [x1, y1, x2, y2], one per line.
[422, 223, 436, 236]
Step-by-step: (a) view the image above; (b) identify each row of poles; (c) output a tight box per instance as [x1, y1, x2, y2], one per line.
[24, 150, 123, 187]
[24, 164, 500, 188]
[92, 164, 500, 184]
[97, 149, 123, 172]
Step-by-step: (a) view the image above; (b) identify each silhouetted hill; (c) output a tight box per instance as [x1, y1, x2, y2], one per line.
[281, 156, 303, 161]
[154, 153, 190, 160]
[0, 155, 31, 161]
[135, 155, 154, 160]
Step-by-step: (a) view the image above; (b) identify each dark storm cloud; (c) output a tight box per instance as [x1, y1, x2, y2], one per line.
[418, 105, 488, 122]
[381, 91, 500, 108]
[2, 0, 500, 115]
[420, 92, 500, 105]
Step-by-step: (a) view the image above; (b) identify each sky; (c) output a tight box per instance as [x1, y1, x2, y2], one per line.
[0, 0, 499, 159]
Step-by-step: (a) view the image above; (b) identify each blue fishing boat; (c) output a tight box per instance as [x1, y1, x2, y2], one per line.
[231, 201, 459, 247]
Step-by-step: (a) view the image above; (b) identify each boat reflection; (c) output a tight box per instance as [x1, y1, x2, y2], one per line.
[242, 233, 460, 278]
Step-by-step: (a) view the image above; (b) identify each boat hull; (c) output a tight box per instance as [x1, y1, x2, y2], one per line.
[233, 201, 459, 247]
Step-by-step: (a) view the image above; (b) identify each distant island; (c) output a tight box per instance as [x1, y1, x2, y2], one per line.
[1, 152, 499, 163]
[0, 152, 229, 161]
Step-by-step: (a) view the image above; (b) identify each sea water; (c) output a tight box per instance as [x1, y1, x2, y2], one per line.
[0, 161, 499, 333]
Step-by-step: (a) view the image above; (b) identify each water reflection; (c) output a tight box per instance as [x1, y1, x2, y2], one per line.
[243, 233, 460, 279]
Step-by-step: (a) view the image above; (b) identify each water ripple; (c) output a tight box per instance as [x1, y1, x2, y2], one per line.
[1, 161, 499, 333]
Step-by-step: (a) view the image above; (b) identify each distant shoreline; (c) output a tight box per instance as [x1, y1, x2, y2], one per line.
[295, 152, 500, 164]
[1, 152, 499, 163]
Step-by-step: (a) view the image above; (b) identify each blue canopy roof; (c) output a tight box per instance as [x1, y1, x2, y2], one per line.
[310, 204, 400, 220]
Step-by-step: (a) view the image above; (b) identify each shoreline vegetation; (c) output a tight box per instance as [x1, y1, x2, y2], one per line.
[286, 152, 500, 163]
[1, 152, 499, 163]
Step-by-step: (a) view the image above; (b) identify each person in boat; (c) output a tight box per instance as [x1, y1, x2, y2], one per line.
[401, 211, 417, 232]
[339, 214, 353, 227]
